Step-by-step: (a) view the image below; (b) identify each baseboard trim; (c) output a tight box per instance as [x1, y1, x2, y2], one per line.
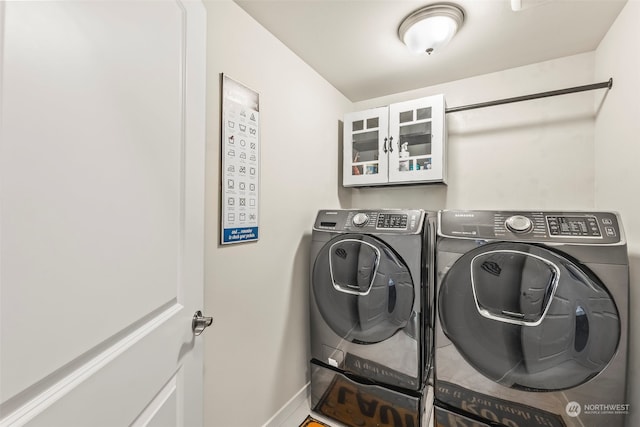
[261, 382, 310, 427]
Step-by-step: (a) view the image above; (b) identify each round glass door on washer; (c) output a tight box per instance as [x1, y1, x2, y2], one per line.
[434, 210, 629, 427]
[309, 209, 436, 427]
[312, 234, 415, 346]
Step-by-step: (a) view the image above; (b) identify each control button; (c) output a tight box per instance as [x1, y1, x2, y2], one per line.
[602, 218, 613, 225]
[505, 215, 533, 233]
[352, 212, 369, 227]
[605, 226, 616, 237]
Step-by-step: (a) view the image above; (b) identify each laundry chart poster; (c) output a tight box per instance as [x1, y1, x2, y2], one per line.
[221, 75, 260, 245]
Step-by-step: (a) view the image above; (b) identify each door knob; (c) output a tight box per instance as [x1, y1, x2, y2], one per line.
[192, 310, 213, 336]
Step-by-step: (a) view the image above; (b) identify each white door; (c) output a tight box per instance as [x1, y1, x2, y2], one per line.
[0, 1, 207, 426]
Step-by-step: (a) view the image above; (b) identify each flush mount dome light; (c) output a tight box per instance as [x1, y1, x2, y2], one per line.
[398, 3, 464, 55]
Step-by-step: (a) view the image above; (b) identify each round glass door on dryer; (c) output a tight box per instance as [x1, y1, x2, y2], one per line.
[438, 241, 620, 391]
[312, 234, 415, 345]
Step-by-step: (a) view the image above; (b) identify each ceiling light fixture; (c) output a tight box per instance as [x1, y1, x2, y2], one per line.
[398, 3, 465, 55]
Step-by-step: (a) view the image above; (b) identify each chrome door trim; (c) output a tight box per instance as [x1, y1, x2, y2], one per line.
[329, 238, 380, 296]
[470, 249, 561, 326]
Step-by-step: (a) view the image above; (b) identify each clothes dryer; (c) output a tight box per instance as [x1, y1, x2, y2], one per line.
[309, 209, 436, 427]
[434, 210, 629, 427]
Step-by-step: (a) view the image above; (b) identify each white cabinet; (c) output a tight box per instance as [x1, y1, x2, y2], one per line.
[343, 94, 446, 187]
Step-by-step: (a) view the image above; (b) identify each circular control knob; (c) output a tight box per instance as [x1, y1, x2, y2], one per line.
[352, 213, 369, 227]
[505, 215, 533, 233]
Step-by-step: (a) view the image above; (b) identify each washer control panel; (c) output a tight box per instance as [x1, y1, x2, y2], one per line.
[439, 210, 622, 244]
[314, 209, 424, 234]
[546, 215, 602, 238]
[377, 213, 409, 229]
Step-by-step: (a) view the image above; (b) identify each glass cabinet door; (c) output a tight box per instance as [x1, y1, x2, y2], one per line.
[388, 95, 446, 184]
[343, 107, 389, 187]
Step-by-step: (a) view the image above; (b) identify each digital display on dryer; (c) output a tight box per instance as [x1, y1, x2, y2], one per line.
[547, 216, 601, 237]
[377, 214, 408, 229]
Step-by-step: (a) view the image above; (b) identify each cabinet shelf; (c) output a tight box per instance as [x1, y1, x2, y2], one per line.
[353, 160, 379, 165]
[352, 128, 382, 135]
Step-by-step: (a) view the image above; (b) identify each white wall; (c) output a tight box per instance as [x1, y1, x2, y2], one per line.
[202, 1, 351, 426]
[350, 52, 597, 212]
[594, 1, 640, 425]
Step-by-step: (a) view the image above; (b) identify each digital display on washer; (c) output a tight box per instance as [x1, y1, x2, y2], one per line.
[377, 214, 408, 229]
[547, 216, 601, 237]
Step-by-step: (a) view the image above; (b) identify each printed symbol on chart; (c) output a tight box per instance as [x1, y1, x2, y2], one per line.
[250, 167, 256, 176]
[240, 110, 246, 117]
[228, 135, 235, 145]
[239, 198, 246, 206]
[239, 182, 246, 190]
[228, 213, 235, 221]
[249, 154, 256, 161]
[239, 124, 247, 132]
[227, 165, 235, 172]
[250, 113, 256, 121]
[240, 213, 246, 221]
[249, 199, 256, 207]
[239, 152, 247, 160]
[249, 127, 256, 135]
[228, 197, 235, 206]
[249, 184, 255, 191]
[240, 139, 246, 147]
[239, 166, 246, 174]
[250, 142, 256, 149]
[228, 121, 235, 128]
[249, 213, 256, 221]
[227, 179, 234, 189]
[227, 149, 235, 157]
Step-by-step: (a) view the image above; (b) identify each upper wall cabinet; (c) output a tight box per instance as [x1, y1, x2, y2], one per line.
[343, 94, 446, 187]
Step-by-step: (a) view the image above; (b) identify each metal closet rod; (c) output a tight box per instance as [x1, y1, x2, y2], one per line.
[445, 78, 613, 114]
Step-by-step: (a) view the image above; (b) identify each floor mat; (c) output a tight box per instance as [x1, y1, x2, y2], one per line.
[314, 374, 420, 427]
[299, 415, 332, 427]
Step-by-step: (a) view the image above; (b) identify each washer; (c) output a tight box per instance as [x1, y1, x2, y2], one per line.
[309, 209, 436, 427]
[434, 210, 629, 427]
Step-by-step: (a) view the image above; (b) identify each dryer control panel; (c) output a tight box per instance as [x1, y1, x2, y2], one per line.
[313, 209, 425, 234]
[439, 210, 623, 244]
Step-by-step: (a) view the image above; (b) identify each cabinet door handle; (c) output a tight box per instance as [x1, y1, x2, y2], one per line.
[383, 137, 388, 153]
[388, 136, 394, 153]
